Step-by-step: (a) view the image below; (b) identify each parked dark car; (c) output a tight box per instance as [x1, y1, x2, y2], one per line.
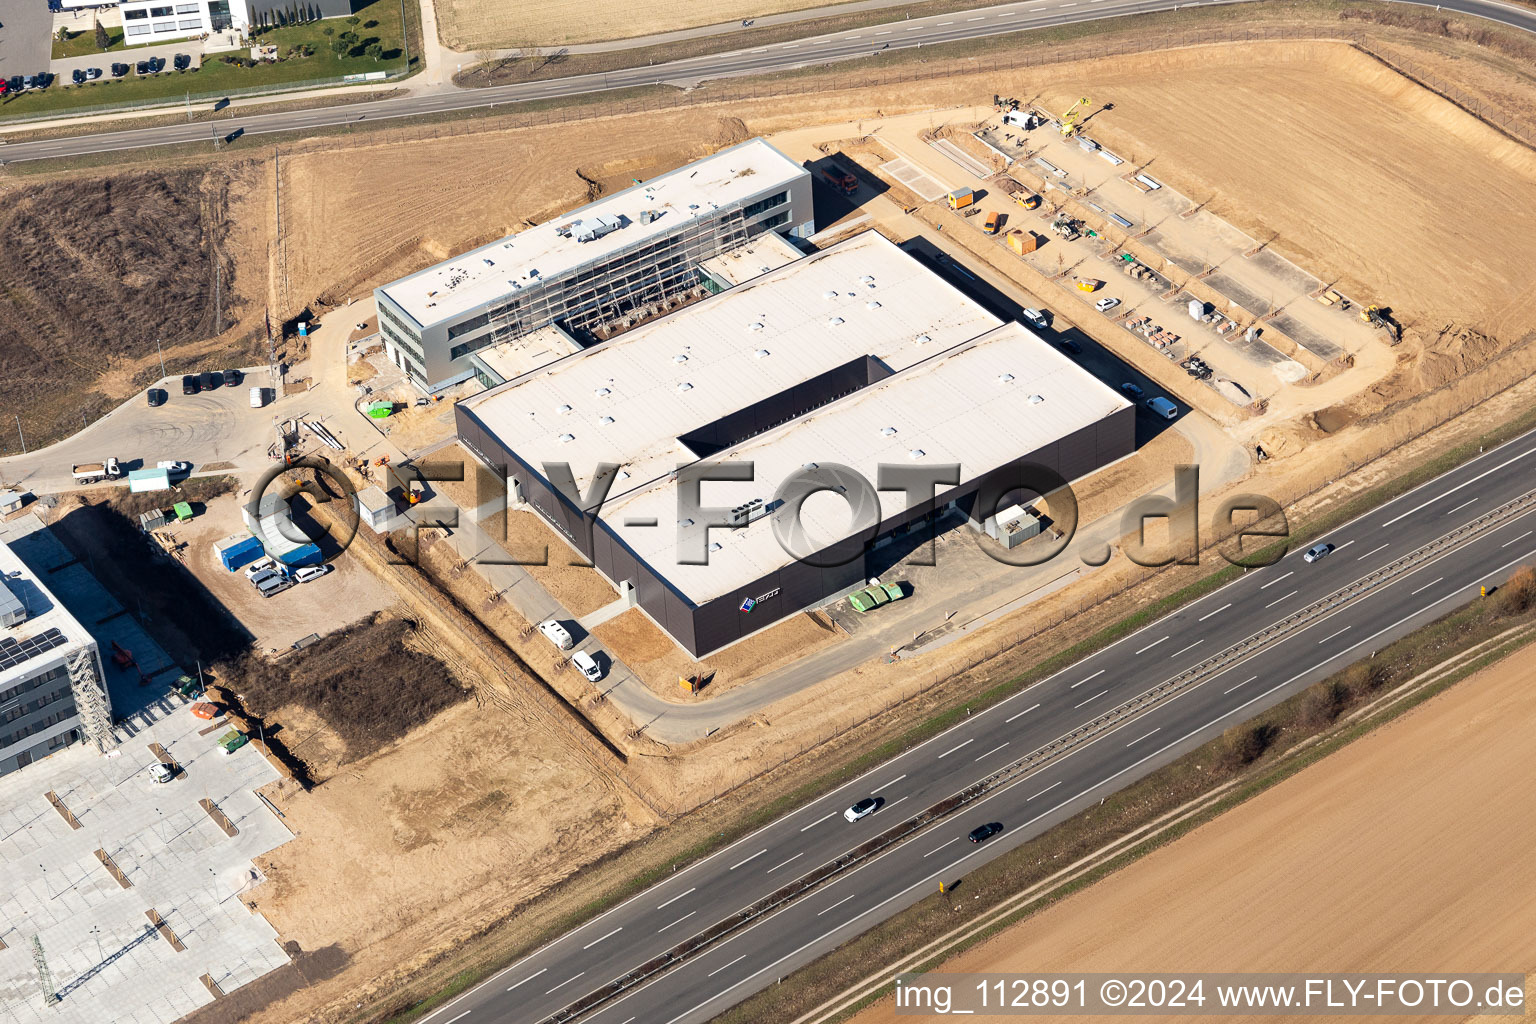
[173, 53, 191, 70]
[181, 374, 200, 395]
[135, 61, 151, 76]
[4, 77, 20, 94]
[223, 368, 242, 386]
[111, 63, 129, 78]
[71, 69, 86, 85]
[198, 370, 224, 390]
[36, 72, 54, 88]
[967, 822, 1004, 844]
[1056, 338, 1082, 355]
[147, 388, 167, 408]
[148, 56, 166, 73]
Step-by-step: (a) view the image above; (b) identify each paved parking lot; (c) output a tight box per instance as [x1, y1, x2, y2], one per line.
[49, 42, 201, 80]
[0, 0, 54, 84]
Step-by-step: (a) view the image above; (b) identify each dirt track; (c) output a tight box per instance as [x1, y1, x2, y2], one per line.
[851, 649, 1536, 1023]
[434, 0, 831, 50]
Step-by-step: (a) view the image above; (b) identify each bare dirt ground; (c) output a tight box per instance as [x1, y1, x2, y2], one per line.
[433, 0, 839, 50]
[850, 648, 1536, 1024]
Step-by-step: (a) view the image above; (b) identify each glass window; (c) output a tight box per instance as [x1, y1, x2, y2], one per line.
[176, 2, 199, 11]
[177, 18, 201, 28]
[150, 5, 174, 14]
[743, 191, 788, 219]
[124, 8, 148, 18]
[152, 19, 176, 30]
[125, 22, 151, 33]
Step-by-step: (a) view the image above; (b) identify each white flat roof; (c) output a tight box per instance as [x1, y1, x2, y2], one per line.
[379, 138, 808, 328]
[0, 540, 93, 687]
[602, 322, 1131, 603]
[698, 230, 805, 286]
[474, 323, 583, 384]
[462, 231, 1004, 498]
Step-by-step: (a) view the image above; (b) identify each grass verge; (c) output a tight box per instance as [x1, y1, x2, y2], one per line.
[52, 26, 127, 60]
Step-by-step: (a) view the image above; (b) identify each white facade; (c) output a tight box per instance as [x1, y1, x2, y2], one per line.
[119, 0, 247, 42]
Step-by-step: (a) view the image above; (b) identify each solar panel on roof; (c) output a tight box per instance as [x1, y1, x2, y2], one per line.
[0, 626, 69, 671]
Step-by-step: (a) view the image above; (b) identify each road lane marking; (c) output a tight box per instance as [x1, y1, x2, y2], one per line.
[1446, 498, 1478, 515]
[1198, 603, 1231, 621]
[887, 796, 909, 810]
[974, 742, 1010, 761]
[1317, 626, 1352, 645]
[1410, 577, 1444, 596]
[656, 887, 694, 910]
[658, 911, 696, 933]
[1074, 689, 1107, 709]
[707, 955, 747, 978]
[1503, 531, 1533, 548]
[877, 774, 907, 790]
[1028, 781, 1061, 800]
[800, 813, 834, 832]
[507, 968, 546, 991]
[729, 849, 767, 870]
[938, 20, 955, 24]
[1357, 543, 1389, 560]
[1071, 669, 1104, 688]
[1168, 638, 1204, 659]
[766, 852, 803, 873]
[1381, 445, 1536, 527]
[875, 29, 891, 34]
[1005, 703, 1041, 723]
[937, 738, 974, 758]
[1135, 635, 1169, 654]
[1224, 675, 1258, 694]
[1265, 589, 1297, 609]
[1334, 539, 1355, 552]
[582, 927, 621, 950]
[968, 14, 987, 18]
[1260, 571, 1294, 589]
[444, 1013, 472, 1024]
[924, 838, 959, 857]
[544, 972, 584, 995]
[817, 893, 857, 916]
[1126, 727, 1160, 746]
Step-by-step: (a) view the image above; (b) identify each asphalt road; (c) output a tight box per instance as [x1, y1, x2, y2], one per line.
[412, 430, 1536, 1024]
[4, 0, 1535, 163]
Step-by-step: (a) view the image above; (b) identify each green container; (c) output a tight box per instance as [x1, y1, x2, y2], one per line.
[173, 502, 193, 521]
[218, 731, 249, 755]
[367, 401, 394, 419]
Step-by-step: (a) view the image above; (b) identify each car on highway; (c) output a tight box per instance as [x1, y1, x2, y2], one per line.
[181, 374, 200, 395]
[1304, 542, 1334, 564]
[844, 797, 878, 823]
[147, 388, 167, 408]
[1095, 296, 1121, 313]
[967, 822, 1004, 843]
[294, 564, 332, 583]
[538, 619, 575, 651]
[572, 649, 603, 682]
[173, 53, 191, 70]
[1056, 338, 1082, 355]
[1021, 307, 1050, 331]
[1120, 382, 1144, 399]
[111, 63, 129, 78]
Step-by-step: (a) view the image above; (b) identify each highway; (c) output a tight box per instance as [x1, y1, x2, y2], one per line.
[412, 430, 1536, 1024]
[4, 0, 1536, 163]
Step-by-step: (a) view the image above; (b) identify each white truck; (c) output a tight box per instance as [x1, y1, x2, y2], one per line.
[72, 457, 122, 483]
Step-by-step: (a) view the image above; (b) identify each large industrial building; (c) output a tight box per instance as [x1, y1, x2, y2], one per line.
[0, 539, 112, 776]
[457, 231, 1135, 657]
[374, 138, 815, 392]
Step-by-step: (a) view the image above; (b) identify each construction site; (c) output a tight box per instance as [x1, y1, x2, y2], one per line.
[2, 10, 1536, 1024]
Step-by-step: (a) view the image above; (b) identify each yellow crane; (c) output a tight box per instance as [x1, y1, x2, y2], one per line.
[1060, 96, 1091, 136]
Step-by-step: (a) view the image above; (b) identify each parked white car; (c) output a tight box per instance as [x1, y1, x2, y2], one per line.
[572, 650, 602, 682]
[538, 619, 575, 651]
[243, 558, 276, 581]
[156, 460, 192, 474]
[1095, 296, 1121, 313]
[294, 564, 332, 583]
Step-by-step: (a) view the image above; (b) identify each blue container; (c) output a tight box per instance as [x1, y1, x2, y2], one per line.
[271, 542, 323, 568]
[218, 535, 265, 572]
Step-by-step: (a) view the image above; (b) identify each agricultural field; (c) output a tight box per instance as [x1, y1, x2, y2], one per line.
[434, 0, 841, 50]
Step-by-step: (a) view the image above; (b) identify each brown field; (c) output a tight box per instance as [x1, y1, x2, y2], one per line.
[851, 649, 1536, 1024]
[1035, 43, 1536, 357]
[434, 0, 837, 51]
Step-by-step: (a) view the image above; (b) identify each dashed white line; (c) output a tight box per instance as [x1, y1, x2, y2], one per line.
[967, 14, 986, 18]
[1410, 577, 1444, 596]
[1028, 781, 1061, 800]
[582, 927, 621, 950]
[658, 911, 695, 933]
[1335, 540, 1356, 552]
[938, 20, 955, 24]
[938, 738, 975, 758]
[1126, 727, 1160, 747]
[443, 1012, 472, 1024]
[766, 852, 803, 874]
[925, 838, 959, 857]
[1071, 669, 1105, 689]
[1265, 589, 1298, 609]
[507, 968, 546, 991]
[1357, 543, 1389, 560]
[1446, 498, 1478, 515]
[887, 796, 910, 810]
[817, 893, 857, 916]
[1198, 603, 1231, 621]
[1005, 703, 1041, 723]
[655, 887, 695, 910]
[1224, 675, 1258, 694]
[1260, 571, 1294, 590]
[875, 29, 891, 34]
[707, 955, 747, 978]
[800, 813, 834, 832]
[1168, 638, 1205, 659]
[877, 774, 907, 790]
[730, 849, 767, 870]
[1074, 689, 1107, 709]
[1503, 531, 1533, 548]
[974, 742, 1010, 761]
[1317, 626, 1352, 645]
[545, 972, 584, 995]
[1135, 635, 1169, 654]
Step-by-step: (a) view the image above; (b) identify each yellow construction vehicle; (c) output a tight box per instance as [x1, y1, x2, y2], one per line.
[1060, 96, 1091, 137]
[1359, 305, 1401, 343]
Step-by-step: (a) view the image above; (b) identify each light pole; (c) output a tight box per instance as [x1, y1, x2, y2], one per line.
[14, 414, 25, 455]
[155, 337, 166, 378]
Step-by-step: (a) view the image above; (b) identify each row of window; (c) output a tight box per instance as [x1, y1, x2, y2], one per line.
[0, 666, 65, 708]
[758, 210, 791, 230]
[0, 708, 74, 749]
[379, 303, 424, 344]
[742, 190, 789, 220]
[2, 685, 70, 724]
[380, 320, 425, 364]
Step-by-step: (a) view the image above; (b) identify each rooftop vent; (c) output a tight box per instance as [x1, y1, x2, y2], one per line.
[557, 404, 573, 415]
[866, 301, 882, 310]
[677, 382, 694, 392]
[558, 433, 576, 443]
[1028, 394, 1045, 404]
[600, 416, 615, 425]
[673, 354, 689, 363]
[753, 349, 770, 359]
[803, 462, 818, 471]
[709, 542, 723, 553]
[594, 387, 612, 398]
[827, 317, 845, 327]
[908, 449, 926, 460]
[747, 322, 765, 331]
[617, 470, 630, 481]
[823, 290, 838, 300]
[916, 333, 933, 344]
[998, 373, 1015, 384]
[680, 517, 695, 528]
[860, 275, 875, 285]
[881, 426, 898, 437]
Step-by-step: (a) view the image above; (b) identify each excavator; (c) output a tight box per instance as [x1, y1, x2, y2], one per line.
[1060, 96, 1091, 137]
[1360, 304, 1401, 343]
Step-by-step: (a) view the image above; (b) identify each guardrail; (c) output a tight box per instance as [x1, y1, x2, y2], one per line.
[540, 487, 1536, 1022]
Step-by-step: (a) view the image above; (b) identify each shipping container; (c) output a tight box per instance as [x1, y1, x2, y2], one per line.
[214, 533, 265, 572]
[945, 188, 976, 210]
[1007, 230, 1040, 255]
